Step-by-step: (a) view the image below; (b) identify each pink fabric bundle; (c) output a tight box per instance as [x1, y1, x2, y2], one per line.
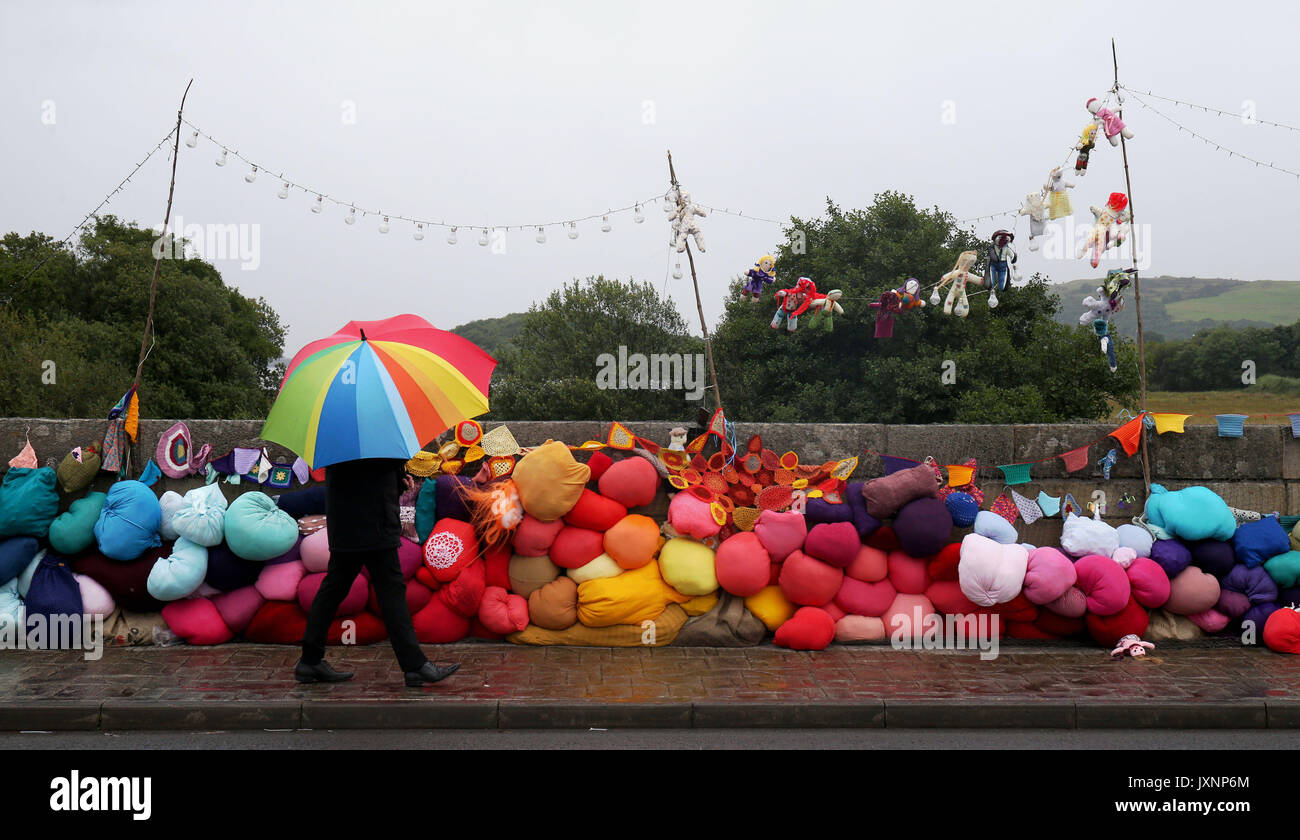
[862, 464, 939, 519]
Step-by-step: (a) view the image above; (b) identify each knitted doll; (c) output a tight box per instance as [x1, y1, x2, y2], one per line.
[1079, 191, 1131, 269]
[740, 254, 776, 302]
[869, 279, 925, 338]
[1074, 121, 1099, 175]
[1110, 633, 1154, 658]
[805, 288, 844, 331]
[1087, 97, 1135, 146]
[1019, 191, 1049, 251]
[931, 251, 983, 318]
[1045, 167, 1075, 220]
[771, 276, 817, 331]
[668, 189, 707, 252]
[985, 229, 1019, 306]
[1077, 268, 1134, 372]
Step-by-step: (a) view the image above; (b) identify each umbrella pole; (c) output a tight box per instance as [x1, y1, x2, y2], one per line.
[667, 150, 723, 415]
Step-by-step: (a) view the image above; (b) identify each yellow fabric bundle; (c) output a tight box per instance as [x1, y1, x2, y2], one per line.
[745, 585, 796, 632]
[576, 560, 691, 627]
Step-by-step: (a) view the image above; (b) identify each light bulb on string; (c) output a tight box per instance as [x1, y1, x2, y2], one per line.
[379, 216, 390, 234]
[634, 205, 644, 223]
[344, 206, 356, 225]
[244, 165, 258, 183]
[215, 148, 228, 166]
[414, 224, 425, 241]
[311, 194, 323, 214]
[536, 227, 546, 244]
[478, 228, 490, 247]
[277, 181, 289, 199]
[185, 130, 198, 148]
[672, 262, 683, 280]
[567, 223, 579, 240]
[601, 215, 611, 233]
[447, 227, 458, 245]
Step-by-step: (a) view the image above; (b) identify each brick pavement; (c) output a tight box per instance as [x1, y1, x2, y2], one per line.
[2, 640, 1299, 729]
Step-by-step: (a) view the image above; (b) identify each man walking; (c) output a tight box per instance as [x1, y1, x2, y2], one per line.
[295, 457, 459, 687]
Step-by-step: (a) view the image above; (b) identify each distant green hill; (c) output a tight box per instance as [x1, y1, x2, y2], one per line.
[1048, 276, 1300, 342]
[451, 312, 526, 357]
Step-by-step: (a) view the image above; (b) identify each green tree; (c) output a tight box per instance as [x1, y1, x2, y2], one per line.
[711, 193, 1140, 422]
[0, 216, 286, 419]
[487, 276, 705, 421]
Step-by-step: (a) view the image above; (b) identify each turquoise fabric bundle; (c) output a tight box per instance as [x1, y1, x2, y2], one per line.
[146, 537, 209, 601]
[48, 492, 108, 556]
[1143, 483, 1236, 542]
[224, 492, 298, 561]
[0, 467, 60, 539]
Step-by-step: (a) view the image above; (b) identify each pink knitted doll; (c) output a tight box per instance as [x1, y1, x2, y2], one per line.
[1110, 634, 1154, 658]
[1087, 97, 1135, 146]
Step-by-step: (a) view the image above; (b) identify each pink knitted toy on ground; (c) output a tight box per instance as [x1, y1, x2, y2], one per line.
[1110, 633, 1154, 658]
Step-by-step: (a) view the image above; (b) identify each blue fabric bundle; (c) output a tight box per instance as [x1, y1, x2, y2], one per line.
[973, 509, 1017, 544]
[844, 481, 881, 540]
[1188, 538, 1237, 578]
[146, 537, 208, 601]
[24, 553, 83, 647]
[1150, 539, 1192, 577]
[224, 492, 298, 561]
[0, 537, 40, 586]
[944, 492, 979, 528]
[0, 467, 60, 539]
[274, 484, 327, 519]
[1143, 484, 1236, 542]
[1233, 516, 1291, 569]
[435, 475, 475, 522]
[204, 541, 263, 591]
[93, 481, 163, 561]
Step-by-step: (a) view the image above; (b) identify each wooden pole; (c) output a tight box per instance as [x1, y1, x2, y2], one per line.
[1112, 41, 1151, 495]
[127, 78, 192, 476]
[667, 150, 723, 414]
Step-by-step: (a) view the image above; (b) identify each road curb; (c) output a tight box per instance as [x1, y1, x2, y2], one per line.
[0, 699, 1285, 730]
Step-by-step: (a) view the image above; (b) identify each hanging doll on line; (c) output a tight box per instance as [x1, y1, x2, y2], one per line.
[771, 276, 817, 332]
[1019, 191, 1049, 251]
[740, 254, 776, 302]
[805, 288, 845, 331]
[1087, 96, 1135, 146]
[1045, 166, 1075, 220]
[1079, 191, 1131, 269]
[1077, 267, 1135, 373]
[668, 189, 707, 252]
[930, 251, 983, 318]
[1074, 121, 1099, 175]
[869, 279, 925, 338]
[985, 229, 1019, 306]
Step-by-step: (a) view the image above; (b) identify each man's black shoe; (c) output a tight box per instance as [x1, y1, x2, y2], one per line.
[405, 662, 460, 687]
[294, 659, 355, 683]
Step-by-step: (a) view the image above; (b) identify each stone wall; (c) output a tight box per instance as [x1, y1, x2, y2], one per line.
[4, 417, 1297, 546]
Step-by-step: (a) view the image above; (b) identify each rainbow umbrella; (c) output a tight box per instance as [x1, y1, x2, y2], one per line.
[261, 314, 496, 468]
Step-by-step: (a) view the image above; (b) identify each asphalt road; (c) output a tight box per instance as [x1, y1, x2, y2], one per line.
[4, 728, 1297, 749]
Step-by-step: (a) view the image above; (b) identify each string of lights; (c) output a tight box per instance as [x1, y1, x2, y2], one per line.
[181, 119, 785, 243]
[1118, 85, 1300, 133]
[1122, 92, 1300, 179]
[2, 126, 179, 302]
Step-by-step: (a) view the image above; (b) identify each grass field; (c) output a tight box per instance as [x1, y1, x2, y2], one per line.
[1144, 391, 1300, 424]
[1163, 281, 1300, 326]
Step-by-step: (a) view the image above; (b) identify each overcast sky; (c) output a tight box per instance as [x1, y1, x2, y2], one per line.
[4, 0, 1297, 353]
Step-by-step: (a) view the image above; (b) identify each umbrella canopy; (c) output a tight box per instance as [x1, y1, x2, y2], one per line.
[261, 314, 496, 468]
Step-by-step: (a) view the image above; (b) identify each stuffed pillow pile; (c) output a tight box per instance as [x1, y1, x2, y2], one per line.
[753, 510, 806, 562]
[779, 550, 844, 607]
[1022, 547, 1077, 605]
[158, 491, 184, 541]
[973, 510, 1018, 545]
[658, 537, 718, 597]
[1073, 554, 1132, 616]
[803, 522, 860, 568]
[666, 491, 722, 541]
